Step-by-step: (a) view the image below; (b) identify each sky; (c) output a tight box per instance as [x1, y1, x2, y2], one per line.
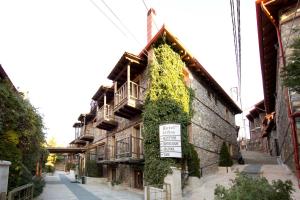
[0, 0, 263, 145]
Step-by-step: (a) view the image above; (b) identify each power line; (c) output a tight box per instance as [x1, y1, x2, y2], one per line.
[89, 0, 128, 37]
[88, 0, 150, 58]
[229, 0, 242, 109]
[98, 0, 145, 48]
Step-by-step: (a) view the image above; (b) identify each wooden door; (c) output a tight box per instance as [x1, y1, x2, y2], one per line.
[134, 170, 143, 189]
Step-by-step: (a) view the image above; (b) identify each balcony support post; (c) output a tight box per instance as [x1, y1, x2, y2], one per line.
[129, 135, 132, 157]
[114, 81, 117, 106]
[127, 64, 131, 99]
[104, 93, 107, 119]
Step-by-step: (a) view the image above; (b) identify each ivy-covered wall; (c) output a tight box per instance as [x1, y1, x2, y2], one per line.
[143, 41, 199, 187]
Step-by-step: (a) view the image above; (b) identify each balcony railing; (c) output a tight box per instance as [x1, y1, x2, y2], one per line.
[96, 136, 144, 163]
[96, 104, 117, 130]
[97, 104, 114, 121]
[115, 136, 144, 160]
[114, 81, 144, 109]
[97, 144, 115, 162]
[78, 126, 94, 142]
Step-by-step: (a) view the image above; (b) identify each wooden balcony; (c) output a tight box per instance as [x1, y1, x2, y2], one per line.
[79, 127, 94, 142]
[96, 136, 144, 164]
[96, 144, 115, 164]
[115, 136, 144, 163]
[96, 104, 118, 131]
[114, 81, 144, 119]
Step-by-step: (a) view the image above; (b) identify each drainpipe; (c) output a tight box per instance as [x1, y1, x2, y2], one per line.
[258, 0, 300, 187]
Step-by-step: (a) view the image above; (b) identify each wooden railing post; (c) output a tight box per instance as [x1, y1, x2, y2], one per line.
[114, 81, 117, 108]
[127, 64, 130, 98]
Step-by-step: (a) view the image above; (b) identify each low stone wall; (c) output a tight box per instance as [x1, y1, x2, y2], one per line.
[86, 177, 107, 184]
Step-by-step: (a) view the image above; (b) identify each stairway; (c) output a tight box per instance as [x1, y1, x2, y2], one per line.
[241, 150, 278, 165]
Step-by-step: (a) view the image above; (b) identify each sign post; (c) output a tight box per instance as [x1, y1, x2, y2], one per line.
[159, 123, 182, 158]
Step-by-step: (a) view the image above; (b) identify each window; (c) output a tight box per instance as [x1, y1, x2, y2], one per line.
[225, 108, 229, 121]
[214, 95, 218, 105]
[89, 148, 96, 160]
[207, 89, 211, 99]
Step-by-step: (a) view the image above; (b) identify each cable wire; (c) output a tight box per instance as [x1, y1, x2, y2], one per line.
[88, 0, 150, 58]
[99, 0, 145, 48]
[89, 0, 128, 38]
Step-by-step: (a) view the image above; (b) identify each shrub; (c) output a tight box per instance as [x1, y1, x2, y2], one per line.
[219, 142, 233, 167]
[45, 164, 55, 173]
[214, 173, 294, 200]
[65, 162, 76, 171]
[187, 144, 200, 177]
[86, 160, 100, 177]
[32, 176, 45, 197]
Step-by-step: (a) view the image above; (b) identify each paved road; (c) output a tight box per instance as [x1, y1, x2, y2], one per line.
[36, 171, 143, 200]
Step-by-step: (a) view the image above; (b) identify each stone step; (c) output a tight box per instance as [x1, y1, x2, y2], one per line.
[241, 150, 278, 165]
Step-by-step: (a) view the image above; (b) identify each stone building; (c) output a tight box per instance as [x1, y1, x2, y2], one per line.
[246, 100, 273, 153]
[256, 0, 300, 185]
[70, 9, 241, 189]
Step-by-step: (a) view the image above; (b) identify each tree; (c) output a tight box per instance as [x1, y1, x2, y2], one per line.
[219, 142, 233, 167]
[0, 79, 46, 195]
[47, 136, 57, 147]
[215, 173, 294, 200]
[281, 37, 300, 93]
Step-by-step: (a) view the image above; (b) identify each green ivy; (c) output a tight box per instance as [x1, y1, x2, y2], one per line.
[0, 79, 46, 193]
[143, 42, 200, 187]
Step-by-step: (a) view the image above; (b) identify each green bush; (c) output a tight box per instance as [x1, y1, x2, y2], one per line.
[219, 142, 233, 167]
[86, 160, 100, 177]
[0, 79, 46, 190]
[32, 176, 45, 197]
[65, 162, 76, 171]
[45, 165, 55, 173]
[214, 173, 294, 200]
[187, 144, 200, 177]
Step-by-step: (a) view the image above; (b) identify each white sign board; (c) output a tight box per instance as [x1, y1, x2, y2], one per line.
[159, 123, 182, 158]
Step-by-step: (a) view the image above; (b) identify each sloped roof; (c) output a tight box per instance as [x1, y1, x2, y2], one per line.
[256, 0, 298, 113]
[0, 64, 17, 91]
[246, 100, 265, 121]
[139, 25, 242, 114]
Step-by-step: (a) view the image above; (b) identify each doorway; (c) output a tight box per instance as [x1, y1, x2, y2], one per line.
[134, 169, 143, 189]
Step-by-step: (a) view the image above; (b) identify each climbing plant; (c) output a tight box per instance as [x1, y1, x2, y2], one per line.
[281, 37, 300, 93]
[0, 79, 46, 195]
[143, 41, 200, 187]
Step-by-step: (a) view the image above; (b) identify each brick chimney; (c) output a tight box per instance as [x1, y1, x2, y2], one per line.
[147, 8, 156, 43]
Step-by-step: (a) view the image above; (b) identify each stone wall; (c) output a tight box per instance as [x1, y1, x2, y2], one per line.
[274, 9, 300, 173]
[189, 68, 238, 175]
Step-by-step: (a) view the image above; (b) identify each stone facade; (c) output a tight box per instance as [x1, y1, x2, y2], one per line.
[188, 68, 239, 174]
[273, 10, 300, 173]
